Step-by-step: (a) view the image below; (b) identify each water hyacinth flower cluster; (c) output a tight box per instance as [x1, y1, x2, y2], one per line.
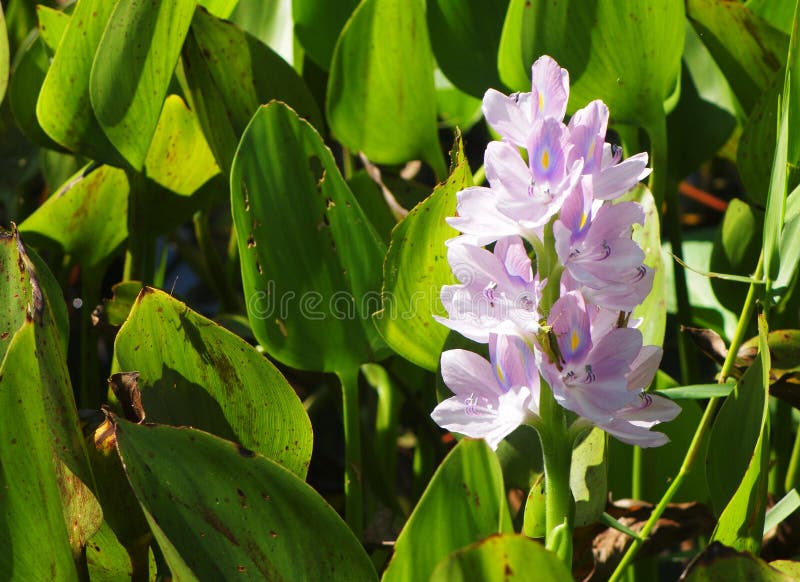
[432, 56, 680, 450]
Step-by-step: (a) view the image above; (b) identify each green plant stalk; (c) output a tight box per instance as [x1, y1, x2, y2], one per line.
[193, 211, 240, 312]
[609, 254, 764, 581]
[337, 367, 364, 540]
[771, 399, 793, 498]
[537, 380, 574, 566]
[78, 268, 101, 409]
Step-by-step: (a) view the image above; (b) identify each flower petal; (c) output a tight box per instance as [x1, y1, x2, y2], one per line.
[531, 55, 569, 121]
[482, 88, 532, 147]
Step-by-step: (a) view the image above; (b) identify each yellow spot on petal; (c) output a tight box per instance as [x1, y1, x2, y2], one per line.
[579, 212, 587, 229]
[588, 140, 595, 158]
[496, 364, 505, 384]
[538, 92, 544, 111]
[541, 149, 550, 170]
[570, 330, 580, 352]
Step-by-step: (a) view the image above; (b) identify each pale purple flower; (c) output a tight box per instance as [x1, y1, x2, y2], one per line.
[437, 237, 543, 342]
[537, 291, 678, 447]
[431, 334, 540, 450]
[554, 183, 653, 312]
[482, 55, 569, 147]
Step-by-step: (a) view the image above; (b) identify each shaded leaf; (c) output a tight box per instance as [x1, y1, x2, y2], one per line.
[382, 439, 512, 582]
[114, 420, 378, 581]
[232, 102, 387, 372]
[114, 287, 312, 478]
[327, 0, 445, 176]
[687, 0, 787, 113]
[178, 7, 322, 174]
[36, 0, 124, 164]
[426, 0, 507, 98]
[682, 542, 793, 581]
[292, 0, 358, 70]
[571, 428, 607, 527]
[36, 5, 69, 53]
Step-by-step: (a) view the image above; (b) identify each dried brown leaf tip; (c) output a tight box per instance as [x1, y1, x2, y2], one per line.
[108, 372, 146, 424]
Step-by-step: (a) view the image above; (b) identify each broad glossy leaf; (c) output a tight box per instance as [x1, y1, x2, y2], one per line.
[683, 542, 793, 581]
[747, 0, 796, 35]
[709, 199, 763, 313]
[0, 324, 78, 580]
[709, 317, 770, 552]
[373, 138, 469, 371]
[292, 0, 358, 69]
[229, 0, 296, 64]
[36, 0, 123, 165]
[114, 420, 377, 581]
[114, 287, 312, 478]
[36, 5, 69, 53]
[9, 32, 67, 150]
[197, 0, 240, 19]
[687, 0, 787, 113]
[90, 0, 195, 170]
[144, 95, 220, 196]
[571, 427, 607, 527]
[0, 4, 9, 105]
[86, 522, 157, 582]
[426, 0, 507, 98]
[382, 439, 512, 582]
[435, 70, 484, 131]
[178, 7, 322, 174]
[667, 28, 737, 181]
[327, 0, 445, 176]
[346, 170, 397, 244]
[232, 102, 387, 372]
[627, 185, 666, 346]
[430, 534, 572, 581]
[771, 560, 800, 578]
[737, 73, 783, 206]
[20, 164, 129, 270]
[656, 383, 735, 399]
[499, 0, 684, 126]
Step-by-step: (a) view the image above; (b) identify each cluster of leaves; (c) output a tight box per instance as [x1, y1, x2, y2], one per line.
[1, 0, 800, 580]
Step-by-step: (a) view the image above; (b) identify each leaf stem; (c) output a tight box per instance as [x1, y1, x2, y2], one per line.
[337, 366, 364, 540]
[609, 254, 764, 581]
[537, 379, 574, 566]
[193, 210, 240, 312]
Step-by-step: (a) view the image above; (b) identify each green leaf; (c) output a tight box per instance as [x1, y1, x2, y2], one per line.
[382, 439, 512, 582]
[682, 542, 793, 581]
[8, 31, 67, 150]
[497, 0, 532, 93]
[747, 0, 796, 35]
[231, 102, 387, 372]
[89, 0, 194, 170]
[197, 0, 240, 19]
[570, 427, 607, 527]
[687, 0, 787, 113]
[627, 185, 666, 346]
[435, 70, 484, 131]
[0, 324, 78, 580]
[144, 95, 220, 196]
[114, 420, 377, 581]
[0, 4, 10, 106]
[771, 560, 800, 578]
[499, 0, 684, 126]
[426, 0, 508, 98]
[655, 383, 735, 400]
[19, 164, 129, 270]
[113, 287, 312, 478]
[429, 534, 572, 581]
[763, 77, 791, 286]
[667, 27, 738, 180]
[709, 315, 771, 552]
[292, 0, 358, 70]
[178, 7, 322, 174]
[709, 199, 763, 313]
[327, 0, 445, 177]
[373, 137, 470, 371]
[102, 281, 145, 327]
[764, 489, 800, 534]
[36, 0, 124, 165]
[36, 5, 70, 53]
[86, 522, 146, 582]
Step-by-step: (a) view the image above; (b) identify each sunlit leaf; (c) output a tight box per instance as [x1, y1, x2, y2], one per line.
[232, 102, 387, 372]
[197, 0, 240, 19]
[0, 4, 10, 106]
[292, 0, 358, 70]
[90, 0, 195, 170]
[430, 534, 572, 581]
[571, 427, 607, 527]
[682, 542, 793, 581]
[113, 287, 313, 478]
[382, 439, 512, 582]
[373, 137, 470, 371]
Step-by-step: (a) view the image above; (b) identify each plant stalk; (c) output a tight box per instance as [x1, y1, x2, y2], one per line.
[337, 366, 364, 540]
